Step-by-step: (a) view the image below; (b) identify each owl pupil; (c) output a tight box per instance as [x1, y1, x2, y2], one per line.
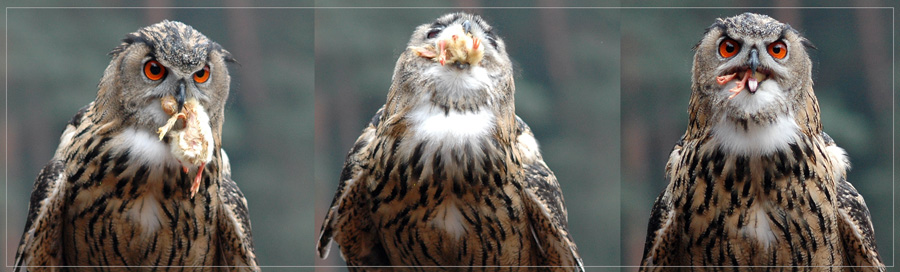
[150, 64, 161, 75]
[196, 70, 205, 77]
[725, 44, 735, 52]
[772, 47, 781, 53]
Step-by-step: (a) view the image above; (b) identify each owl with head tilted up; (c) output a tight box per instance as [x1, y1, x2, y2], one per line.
[640, 13, 883, 271]
[14, 20, 258, 271]
[317, 13, 583, 271]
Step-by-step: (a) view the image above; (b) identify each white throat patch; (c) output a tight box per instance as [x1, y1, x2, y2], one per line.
[115, 128, 178, 168]
[711, 114, 799, 156]
[407, 104, 495, 147]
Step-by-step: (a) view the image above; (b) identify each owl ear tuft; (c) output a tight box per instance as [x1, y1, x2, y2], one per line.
[800, 38, 816, 50]
[109, 43, 128, 57]
[109, 33, 154, 57]
[211, 43, 238, 65]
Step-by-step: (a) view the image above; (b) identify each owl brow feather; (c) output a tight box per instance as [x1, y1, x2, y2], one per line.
[694, 23, 727, 51]
[430, 21, 447, 29]
[777, 27, 816, 50]
[109, 34, 152, 57]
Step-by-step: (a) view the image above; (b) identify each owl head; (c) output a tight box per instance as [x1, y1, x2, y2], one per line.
[692, 13, 815, 119]
[387, 12, 514, 114]
[94, 20, 234, 140]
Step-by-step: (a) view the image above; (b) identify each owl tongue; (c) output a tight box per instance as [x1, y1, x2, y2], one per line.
[748, 76, 759, 93]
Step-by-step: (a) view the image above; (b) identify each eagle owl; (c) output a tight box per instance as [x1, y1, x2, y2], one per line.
[640, 13, 883, 271]
[316, 13, 583, 271]
[14, 20, 258, 271]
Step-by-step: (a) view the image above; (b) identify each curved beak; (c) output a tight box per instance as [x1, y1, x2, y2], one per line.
[175, 81, 186, 113]
[748, 48, 760, 73]
[462, 20, 472, 34]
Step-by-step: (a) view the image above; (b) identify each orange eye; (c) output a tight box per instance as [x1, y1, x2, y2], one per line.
[193, 65, 210, 83]
[143, 60, 166, 81]
[718, 39, 740, 58]
[767, 41, 788, 59]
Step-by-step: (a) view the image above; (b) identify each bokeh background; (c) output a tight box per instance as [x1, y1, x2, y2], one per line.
[0, 2, 896, 271]
[3, 7, 316, 266]
[314, 8, 621, 269]
[621, 6, 895, 268]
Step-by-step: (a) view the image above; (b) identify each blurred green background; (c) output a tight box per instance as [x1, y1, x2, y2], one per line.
[621, 7, 895, 268]
[314, 8, 621, 269]
[0, 2, 896, 271]
[4, 7, 315, 266]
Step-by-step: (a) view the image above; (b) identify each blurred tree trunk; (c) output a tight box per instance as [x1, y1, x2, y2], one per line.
[334, 59, 361, 155]
[144, 0, 171, 24]
[313, 82, 331, 269]
[456, 0, 482, 12]
[622, 28, 652, 267]
[537, 1, 579, 137]
[226, 2, 267, 106]
[773, 0, 801, 30]
[853, 3, 890, 115]
[538, 2, 575, 85]
[224, 3, 271, 159]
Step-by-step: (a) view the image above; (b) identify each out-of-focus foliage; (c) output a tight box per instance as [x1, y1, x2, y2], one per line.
[621, 6, 894, 267]
[2, 1, 895, 270]
[315, 7, 621, 269]
[4, 7, 315, 266]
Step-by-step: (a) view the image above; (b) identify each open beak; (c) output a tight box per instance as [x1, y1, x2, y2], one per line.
[716, 48, 769, 99]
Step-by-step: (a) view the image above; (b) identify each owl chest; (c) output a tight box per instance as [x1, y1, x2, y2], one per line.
[370, 177, 533, 267]
[675, 146, 844, 267]
[367, 130, 533, 266]
[60, 142, 219, 268]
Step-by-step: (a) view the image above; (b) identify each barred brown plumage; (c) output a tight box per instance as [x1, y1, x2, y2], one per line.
[14, 20, 258, 271]
[317, 13, 583, 271]
[640, 13, 883, 271]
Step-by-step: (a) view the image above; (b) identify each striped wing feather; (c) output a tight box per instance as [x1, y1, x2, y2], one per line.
[515, 117, 584, 271]
[316, 108, 390, 270]
[216, 151, 260, 270]
[14, 160, 68, 272]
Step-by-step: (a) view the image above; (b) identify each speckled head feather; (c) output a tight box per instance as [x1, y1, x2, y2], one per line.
[697, 13, 816, 51]
[111, 20, 234, 67]
[717, 13, 790, 38]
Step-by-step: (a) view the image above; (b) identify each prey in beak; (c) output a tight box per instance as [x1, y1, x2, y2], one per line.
[158, 92, 214, 198]
[716, 48, 769, 99]
[413, 20, 485, 69]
